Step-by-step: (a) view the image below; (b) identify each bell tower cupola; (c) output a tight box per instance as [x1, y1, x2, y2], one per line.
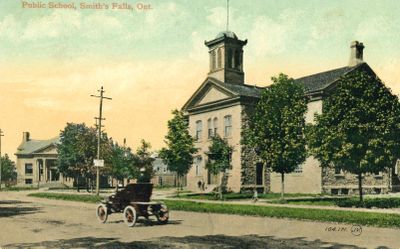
[205, 31, 247, 84]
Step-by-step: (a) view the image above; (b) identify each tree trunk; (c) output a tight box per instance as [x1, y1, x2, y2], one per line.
[176, 175, 180, 197]
[281, 172, 285, 200]
[219, 172, 224, 200]
[76, 175, 80, 192]
[86, 176, 90, 192]
[262, 164, 267, 194]
[358, 172, 363, 202]
[90, 175, 94, 193]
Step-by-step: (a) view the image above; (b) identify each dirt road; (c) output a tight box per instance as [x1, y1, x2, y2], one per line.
[0, 191, 399, 248]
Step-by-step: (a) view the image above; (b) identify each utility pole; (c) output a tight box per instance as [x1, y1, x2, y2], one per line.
[0, 129, 4, 190]
[91, 86, 112, 195]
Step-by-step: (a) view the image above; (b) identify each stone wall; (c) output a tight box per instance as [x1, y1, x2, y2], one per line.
[239, 104, 271, 193]
[322, 167, 390, 195]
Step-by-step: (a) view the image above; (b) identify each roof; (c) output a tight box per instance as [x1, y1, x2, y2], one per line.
[216, 31, 238, 39]
[294, 63, 367, 93]
[183, 63, 374, 111]
[15, 137, 60, 156]
[213, 78, 262, 98]
[218, 63, 369, 98]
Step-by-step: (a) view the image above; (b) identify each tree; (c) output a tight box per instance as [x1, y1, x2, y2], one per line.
[159, 109, 198, 191]
[246, 74, 308, 200]
[308, 71, 400, 202]
[57, 123, 112, 192]
[134, 139, 155, 183]
[1, 154, 16, 187]
[205, 135, 233, 200]
[106, 143, 137, 187]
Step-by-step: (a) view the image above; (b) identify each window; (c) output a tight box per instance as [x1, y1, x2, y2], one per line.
[25, 179, 32, 184]
[224, 115, 232, 137]
[195, 156, 202, 176]
[217, 48, 222, 68]
[234, 50, 240, 69]
[256, 163, 263, 185]
[294, 164, 303, 173]
[227, 49, 233, 68]
[213, 117, 218, 136]
[195, 120, 202, 141]
[334, 167, 343, 175]
[211, 50, 216, 70]
[207, 118, 213, 138]
[25, 163, 33, 174]
[331, 189, 339, 195]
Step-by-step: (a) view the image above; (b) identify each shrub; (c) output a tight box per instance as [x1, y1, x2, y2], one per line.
[336, 198, 400, 209]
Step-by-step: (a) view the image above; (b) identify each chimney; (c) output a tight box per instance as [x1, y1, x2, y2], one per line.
[349, 41, 364, 67]
[22, 132, 30, 143]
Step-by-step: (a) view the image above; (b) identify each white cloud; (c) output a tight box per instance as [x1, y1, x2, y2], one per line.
[82, 12, 122, 39]
[188, 31, 208, 62]
[22, 10, 81, 40]
[0, 15, 19, 40]
[310, 8, 345, 42]
[1, 2, 188, 44]
[355, 16, 393, 40]
[247, 9, 304, 57]
[206, 7, 227, 30]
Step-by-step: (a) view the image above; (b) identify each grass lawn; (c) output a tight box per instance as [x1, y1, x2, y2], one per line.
[28, 192, 400, 228]
[0, 186, 39, 191]
[267, 197, 346, 206]
[28, 192, 103, 203]
[269, 200, 336, 206]
[177, 192, 320, 200]
[163, 199, 400, 229]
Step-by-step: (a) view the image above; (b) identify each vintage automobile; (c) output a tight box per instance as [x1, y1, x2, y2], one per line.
[95, 183, 169, 227]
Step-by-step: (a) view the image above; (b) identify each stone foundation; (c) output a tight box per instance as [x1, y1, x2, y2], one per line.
[321, 167, 390, 195]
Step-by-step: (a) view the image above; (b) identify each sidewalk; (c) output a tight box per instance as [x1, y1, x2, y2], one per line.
[163, 196, 400, 215]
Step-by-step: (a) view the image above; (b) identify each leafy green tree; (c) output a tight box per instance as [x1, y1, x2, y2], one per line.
[246, 74, 308, 200]
[205, 135, 233, 200]
[1, 154, 17, 187]
[134, 139, 155, 183]
[308, 71, 400, 202]
[57, 123, 112, 192]
[159, 109, 198, 191]
[107, 143, 137, 187]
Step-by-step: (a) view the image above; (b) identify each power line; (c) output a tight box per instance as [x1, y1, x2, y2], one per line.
[91, 86, 112, 195]
[0, 129, 4, 190]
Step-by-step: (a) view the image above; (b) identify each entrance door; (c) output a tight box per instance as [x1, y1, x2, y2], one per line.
[207, 170, 219, 185]
[256, 163, 263, 185]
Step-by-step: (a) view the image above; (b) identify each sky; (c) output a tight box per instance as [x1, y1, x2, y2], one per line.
[1, 0, 400, 159]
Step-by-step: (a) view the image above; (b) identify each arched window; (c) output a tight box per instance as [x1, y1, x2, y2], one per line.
[227, 49, 233, 68]
[211, 50, 216, 70]
[224, 115, 232, 137]
[213, 117, 218, 136]
[217, 48, 222, 68]
[234, 50, 241, 70]
[196, 120, 202, 141]
[195, 156, 202, 176]
[207, 118, 213, 138]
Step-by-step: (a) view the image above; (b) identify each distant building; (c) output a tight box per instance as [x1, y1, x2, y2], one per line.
[151, 153, 185, 187]
[15, 132, 72, 187]
[182, 30, 400, 195]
